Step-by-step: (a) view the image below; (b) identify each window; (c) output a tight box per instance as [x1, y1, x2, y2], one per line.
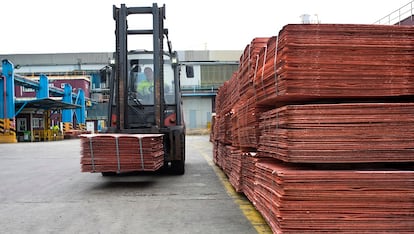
[200, 64, 239, 87]
[32, 118, 44, 129]
[17, 118, 27, 132]
[22, 87, 35, 92]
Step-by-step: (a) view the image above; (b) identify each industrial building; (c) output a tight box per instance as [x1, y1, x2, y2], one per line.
[0, 50, 241, 142]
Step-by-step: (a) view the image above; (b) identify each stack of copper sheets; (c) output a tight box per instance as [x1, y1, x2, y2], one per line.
[212, 23, 414, 233]
[259, 102, 414, 163]
[234, 96, 267, 149]
[254, 24, 414, 104]
[255, 160, 414, 233]
[223, 145, 235, 177]
[228, 148, 243, 192]
[241, 153, 258, 203]
[214, 142, 225, 169]
[238, 37, 270, 99]
[215, 143, 233, 175]
[80, 134, 164, 173]
[229, 72, 240, 109]
[231, 104, 240, 147]
[212, 141, 219, 165]
[215, 82, 234, 145]
[241, 153, 273, 203]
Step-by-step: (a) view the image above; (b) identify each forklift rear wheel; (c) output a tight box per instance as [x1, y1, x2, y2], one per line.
[170, 160, 185, 175]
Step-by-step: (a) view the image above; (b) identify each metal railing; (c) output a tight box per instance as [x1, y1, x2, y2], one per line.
[181, 84, 221, 93]
[374, 1, 414, 25]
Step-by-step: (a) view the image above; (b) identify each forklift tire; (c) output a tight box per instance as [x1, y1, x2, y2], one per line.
[101, 172, 117, 176]
[170, 160, 185, 175]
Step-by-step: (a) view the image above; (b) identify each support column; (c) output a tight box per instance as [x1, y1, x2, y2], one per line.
[37, 74, 49, 99]
[75, 89, 86, 130]
[0, 60, 17, 143]
[62, 83, 73, 133]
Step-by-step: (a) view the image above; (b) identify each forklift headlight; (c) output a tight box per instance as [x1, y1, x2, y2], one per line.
[171, 56, 178, 65]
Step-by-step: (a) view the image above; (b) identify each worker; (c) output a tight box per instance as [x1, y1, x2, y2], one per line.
[137, 67, 154, 96]
[131, 65, 146, 92]
[137, 67, 171, 98]
[53, 125, 59, 132]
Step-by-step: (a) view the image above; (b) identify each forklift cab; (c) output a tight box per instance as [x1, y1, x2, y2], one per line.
[129, 52, 176, 106]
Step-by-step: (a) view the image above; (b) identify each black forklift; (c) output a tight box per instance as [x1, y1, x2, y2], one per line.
[107, 3, 186, 174]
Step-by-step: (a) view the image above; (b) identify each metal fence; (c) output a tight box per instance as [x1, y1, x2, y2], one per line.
[374, 1, 414, 25]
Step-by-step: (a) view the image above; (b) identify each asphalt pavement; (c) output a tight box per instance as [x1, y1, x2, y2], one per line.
[0, 135, 259, 234]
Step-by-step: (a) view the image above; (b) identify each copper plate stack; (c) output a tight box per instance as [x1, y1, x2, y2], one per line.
[255, 160, 414, 233]
[212, 23, 414, 233]
[238, 37, 270, 99]
[215, 143, 233, 174]
[241, 153, 273, 204]
[256, 24, 414, 105]
[214, 142, 225, 169]
[223, 145, 235, 177]
[259, 103, 414, 163]
[236, 96, 267, 149]
[228, 148, 243, 192]
[80, 134, 164, 173]
[241, 153, 259, 203]
[215, 82, 233, 145]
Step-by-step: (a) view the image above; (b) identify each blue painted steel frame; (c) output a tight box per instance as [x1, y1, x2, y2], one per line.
[1, 60, 15, 119]
[0, 59, 87, 126]
[75, 89, 85, 124]
[36, 74, 49, 99]
[62, 84, 73, 123]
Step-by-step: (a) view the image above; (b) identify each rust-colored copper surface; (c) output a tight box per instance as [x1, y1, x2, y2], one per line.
[241, 153, 258, 202]
[255, 160, 414, 233]
[228, 148, 243, 192]
[241, 152, 274, 204]
[259, 103, 414, 163]
[80, 134, 164, 173]
[238, 37, 270, 100]
[254, 24, 414, 105]
[212, 24, 414, 232]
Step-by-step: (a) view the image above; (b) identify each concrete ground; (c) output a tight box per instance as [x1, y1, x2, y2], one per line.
[0, 135, 259, 234]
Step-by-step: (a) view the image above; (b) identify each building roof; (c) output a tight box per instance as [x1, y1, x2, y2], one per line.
[15, 98, 81, 112]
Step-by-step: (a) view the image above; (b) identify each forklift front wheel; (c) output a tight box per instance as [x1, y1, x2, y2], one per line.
[101, 172, 117, 176]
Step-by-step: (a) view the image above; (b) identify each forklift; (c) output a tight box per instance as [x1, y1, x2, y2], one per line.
[106, 3, 185, 174]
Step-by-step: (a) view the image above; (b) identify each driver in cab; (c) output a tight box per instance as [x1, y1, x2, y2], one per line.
[137, 67, 154, 98]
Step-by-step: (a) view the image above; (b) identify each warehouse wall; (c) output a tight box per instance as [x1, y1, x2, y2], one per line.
[183, 97, 212, 129]
[180, 65, 201, 87]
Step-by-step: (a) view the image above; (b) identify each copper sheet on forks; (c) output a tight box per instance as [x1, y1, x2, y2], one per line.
[80, 134, 164, 173]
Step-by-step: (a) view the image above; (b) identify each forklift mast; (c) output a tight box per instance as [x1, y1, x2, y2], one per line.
[109, 3, 185, 174]
[111, 3, 182, 132]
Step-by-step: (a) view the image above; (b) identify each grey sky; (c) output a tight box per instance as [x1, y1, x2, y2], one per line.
[1, 0, 411, 54]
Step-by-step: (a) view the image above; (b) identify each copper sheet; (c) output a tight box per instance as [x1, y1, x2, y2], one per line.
[228, 148, 243, 192]
[238, 38, 270, 99]
[259, 103, 414, 163]
[214, 82, 234, 145]
[252, 24, 414, 105]
[80, 134, 164, 173]
[241, 152, 273, 204]
[254, 160, 414, 233]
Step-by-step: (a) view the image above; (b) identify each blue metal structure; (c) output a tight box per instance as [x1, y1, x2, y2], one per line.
[62, 84, 73, 121]
[74, 89, 86, 129]
[0, 60, 17, 142]
[37, 74, 49, 99]
[0, 59, 87, 142]
[1, 60, 15, 119]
